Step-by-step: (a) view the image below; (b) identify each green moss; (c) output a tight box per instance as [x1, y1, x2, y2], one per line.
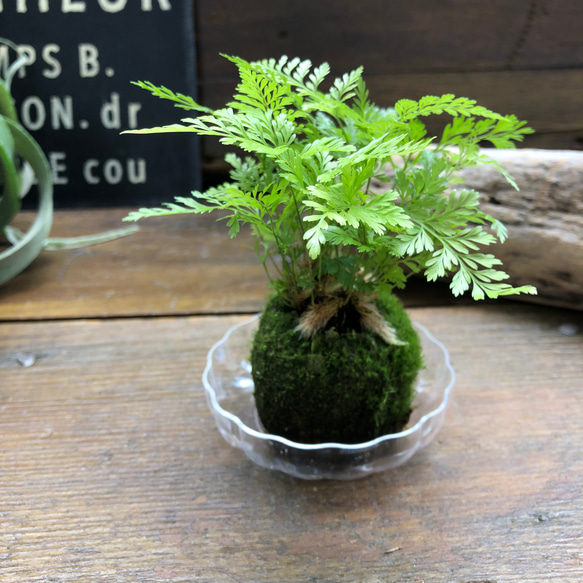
[250, 292, 423, 444]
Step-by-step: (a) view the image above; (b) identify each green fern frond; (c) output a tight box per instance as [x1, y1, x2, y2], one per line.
[396, 94, 506, 122]
[131, 81, 212, 112]
[124, 55, 536, 302]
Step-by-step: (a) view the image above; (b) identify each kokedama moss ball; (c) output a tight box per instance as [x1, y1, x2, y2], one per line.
[250, 292, 423, 444]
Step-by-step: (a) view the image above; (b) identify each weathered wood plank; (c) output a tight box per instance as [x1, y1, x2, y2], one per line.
[370, 69, 583, 134]
[195, 0, 583, 78]
[194, 0, 583, 156]
[519, 131, 583, 152]
[2, 173, 581, 320]
[198, 68, 583, 159]
[0, 209, 268, 320]
[1, 304, 581, 581]
[0, 209, 474, 321]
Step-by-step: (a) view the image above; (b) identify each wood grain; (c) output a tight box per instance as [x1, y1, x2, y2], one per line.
[4, 1, 583, 568]
[2, 196, 579, 321]
[194, 0, 583, 156]
[0, 209, 268, 321]
[195, 0, 583, 78]
[1, 304, 582, 581]
[198, 68, 583, 160]
[1, 208, 479, 321]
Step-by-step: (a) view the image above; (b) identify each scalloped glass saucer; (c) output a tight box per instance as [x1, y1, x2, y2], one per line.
[202, 315, 455, 480]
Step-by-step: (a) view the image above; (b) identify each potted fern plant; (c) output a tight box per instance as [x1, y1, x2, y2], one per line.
[123, 55, 536, 472]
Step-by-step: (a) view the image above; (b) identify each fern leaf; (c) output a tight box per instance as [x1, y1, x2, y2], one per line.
[131, 81, 212, 112]
[396, 94, 505, 122]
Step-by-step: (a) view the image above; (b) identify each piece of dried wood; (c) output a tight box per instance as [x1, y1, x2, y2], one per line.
[457, 149, 583, 310]
[371, 148, 583, 310]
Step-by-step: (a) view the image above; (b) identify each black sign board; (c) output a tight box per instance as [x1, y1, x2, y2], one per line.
[0, 0, 199, 208]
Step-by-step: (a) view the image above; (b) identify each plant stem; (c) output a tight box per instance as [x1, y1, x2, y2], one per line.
[265, 206, 297, 295]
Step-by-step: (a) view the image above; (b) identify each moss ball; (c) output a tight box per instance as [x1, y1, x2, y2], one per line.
[250, 292, 423, 444]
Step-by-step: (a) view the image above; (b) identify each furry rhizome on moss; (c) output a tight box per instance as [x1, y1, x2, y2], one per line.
[251, 292, 423, 444]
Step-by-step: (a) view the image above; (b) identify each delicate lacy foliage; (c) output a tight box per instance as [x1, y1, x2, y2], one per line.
[124, 56, 536, 302]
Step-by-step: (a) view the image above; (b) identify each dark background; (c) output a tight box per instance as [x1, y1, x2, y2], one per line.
[1, 0, 198, 207]
[4, 0, 583, 207]
[195, 0, 583, 161]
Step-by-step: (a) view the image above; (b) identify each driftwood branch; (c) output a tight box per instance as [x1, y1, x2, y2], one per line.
[372, 149, 583, 310]
[457, 149, 582, 311]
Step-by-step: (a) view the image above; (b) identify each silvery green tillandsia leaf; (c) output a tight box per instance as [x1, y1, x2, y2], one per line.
[4, 225, 139, 251]
[0, 38, 138, 286]
[0, 113, 20, 230]
[0, 116, 54, 285]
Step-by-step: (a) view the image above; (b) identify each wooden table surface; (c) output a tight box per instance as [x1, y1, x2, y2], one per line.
[1, 209, 582, 583]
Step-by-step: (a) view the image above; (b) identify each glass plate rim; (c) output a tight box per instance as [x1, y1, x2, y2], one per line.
[202, 313, 455, 451]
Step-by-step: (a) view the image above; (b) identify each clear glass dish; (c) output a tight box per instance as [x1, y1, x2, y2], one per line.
[202, 314, 455, 480]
